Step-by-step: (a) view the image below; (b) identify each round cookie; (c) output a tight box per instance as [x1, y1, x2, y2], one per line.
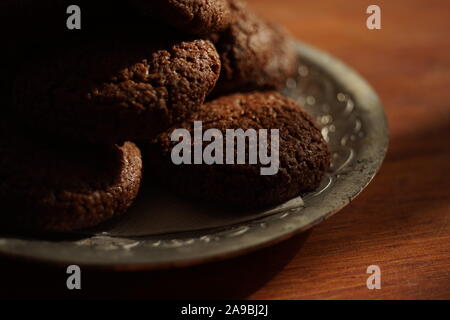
[0, 123, 143, 233]
[210, 0, 297, 96]
[130, 0, 232, 35]
[13, 37, 221, 144]
[146, 91, 331, 209]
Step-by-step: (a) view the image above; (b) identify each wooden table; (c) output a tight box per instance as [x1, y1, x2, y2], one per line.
[1, 0, 449, 299]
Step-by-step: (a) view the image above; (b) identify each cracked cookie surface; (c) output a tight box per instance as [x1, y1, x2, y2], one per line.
[131, 0, 231, 34]
[146, 91, 331, 209]
[0, 122, 143, 232]
[13, 37, 221, 143]
[210, 0, 297, 96]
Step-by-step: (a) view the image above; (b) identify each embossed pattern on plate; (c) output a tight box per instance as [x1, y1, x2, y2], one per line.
[0, 42, 389, 269]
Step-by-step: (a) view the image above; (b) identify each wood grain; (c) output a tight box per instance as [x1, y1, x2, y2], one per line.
[245, 0, 450, 299]
[0, 0, 449, 299]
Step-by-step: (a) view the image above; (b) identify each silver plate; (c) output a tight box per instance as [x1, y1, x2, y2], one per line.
[0, 42, 389, 269]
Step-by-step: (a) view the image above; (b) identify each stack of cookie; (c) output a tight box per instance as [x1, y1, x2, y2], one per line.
[1, 0, 330, 233]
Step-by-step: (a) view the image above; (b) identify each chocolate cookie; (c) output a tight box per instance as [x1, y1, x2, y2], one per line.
[211, 0, 297, 96]
[13, 37, 221, 143]
[130, 0, 232, 34]
[146, 91, 331, 209]
[0, 123, 143, 232]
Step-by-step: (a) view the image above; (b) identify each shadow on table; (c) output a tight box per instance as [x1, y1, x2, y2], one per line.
[0, 232, 310, 299]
